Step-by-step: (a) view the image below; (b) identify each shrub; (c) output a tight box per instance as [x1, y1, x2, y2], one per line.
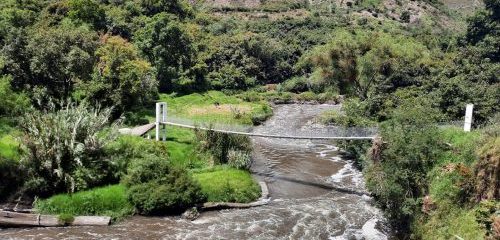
[251, 104, 273, 125]
[20, 101, 118, 196]
[473, 133, 499, 201]
[123, 156, 205, 215]
[105, 135, 169, 180]
[227, 150, 252, 170]
[194, 129, 252, 165]
[280, 77, 309, 93]
[364, 100, 443, 231]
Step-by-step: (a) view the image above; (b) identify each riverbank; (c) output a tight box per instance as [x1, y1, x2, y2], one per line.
[1, 91, 271, 225]
[0, 103, 390, 239]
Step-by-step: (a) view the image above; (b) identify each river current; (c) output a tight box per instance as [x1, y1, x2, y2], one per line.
[0, 104, 389, 239]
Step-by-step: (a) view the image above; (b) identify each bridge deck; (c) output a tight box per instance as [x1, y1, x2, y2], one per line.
[128, 123, 156, 136]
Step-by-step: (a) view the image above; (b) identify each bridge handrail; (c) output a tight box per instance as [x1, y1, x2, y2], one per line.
[162, 121, 375, 140]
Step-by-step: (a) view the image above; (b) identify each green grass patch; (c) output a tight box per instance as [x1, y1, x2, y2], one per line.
[418, 207, 486, 239]
[157, 91, 271, 125]
[35, 185, 134, 221]
[164, 126, 207, 169]
[193, 167, 261, 203]
[416, 127, 489, 238]
[0, 118, 21, 160]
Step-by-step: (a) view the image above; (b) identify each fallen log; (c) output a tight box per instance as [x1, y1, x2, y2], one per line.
[0, 210, 111, 227]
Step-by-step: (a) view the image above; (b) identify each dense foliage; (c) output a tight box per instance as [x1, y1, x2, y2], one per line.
[0, 0, 497, 236]
[123, 155, 206, 215]
[20, 101, 117, 196]
[194, 128, 252, 167]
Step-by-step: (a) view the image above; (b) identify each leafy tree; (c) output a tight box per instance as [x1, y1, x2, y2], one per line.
[138, 0, 193, 18]
[134, 13, 194, 92]
[2, 24, 99, 99]
[205, 32, 291, 90]
[465, 0, 500, 61]
[432, 0, 500, 124]
[0, 75, 30, 116]
[67, 0, 106, 30]
[77, 35, 157, 113]
[298, 30, 431, 99]
[0, 0, 41, 45]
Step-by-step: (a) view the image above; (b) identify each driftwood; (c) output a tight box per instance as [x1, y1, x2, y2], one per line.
[0, 210, 111, 227]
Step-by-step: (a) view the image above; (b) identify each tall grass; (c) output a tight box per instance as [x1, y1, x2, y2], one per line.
[35, 185, 134, 221]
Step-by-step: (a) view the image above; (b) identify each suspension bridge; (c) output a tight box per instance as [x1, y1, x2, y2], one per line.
[118, 102, 379, 140]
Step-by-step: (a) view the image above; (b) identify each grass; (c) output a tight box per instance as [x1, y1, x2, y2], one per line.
[418, 207, 486, 239]
[416, 127, 490, 239]
[158, 91, 272, 125]
[164, 126, 207, 169]
[0, 118, 21, 160]
[35, 185, 134, 221]
[193, 167, 261, 203]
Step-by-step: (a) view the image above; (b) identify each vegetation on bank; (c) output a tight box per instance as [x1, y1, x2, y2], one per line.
[193, 167, 261, 203]
[339, 100, 499, 238]
[0, 0, 497, 237]
[35, 185, 134, 221]
[22, 91, 263, 219]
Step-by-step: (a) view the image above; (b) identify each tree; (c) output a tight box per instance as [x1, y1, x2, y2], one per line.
[77, 35, 157, 113]
[134, 13, 194, 92]
[67, 0, 106, 30]
[0, 75, 30, 116]
[205, 32, 291, 89]
[432, 0, 500, 124]
[2, 24, 99, 99]
[138, 0, 193, 18]
[297, 30, 431, 99]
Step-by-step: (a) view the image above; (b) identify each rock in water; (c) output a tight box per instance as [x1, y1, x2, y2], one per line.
[181, 207, 199, 221]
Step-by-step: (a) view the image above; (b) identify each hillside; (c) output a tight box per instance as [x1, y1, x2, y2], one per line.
[198, 0, 472, 29]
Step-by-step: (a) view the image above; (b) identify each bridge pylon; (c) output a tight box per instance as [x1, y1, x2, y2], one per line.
[156, 102, 167, 141]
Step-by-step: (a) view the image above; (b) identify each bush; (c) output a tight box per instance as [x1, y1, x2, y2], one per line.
[194, 129, 252, 165]
[250, 104, 273, 125]
[35, 185, 133, 221]
[319, 98, 377, 127]
[280, 77, 309, 93]
[105, 135, 169, 180]
[123, 156, 205, 215]
[227, 150, 252, 170]
[364, 100, 443, 232]
[20, 101, 118, 196]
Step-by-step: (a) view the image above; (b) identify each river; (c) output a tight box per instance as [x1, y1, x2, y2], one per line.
[0, 104, 390, 239]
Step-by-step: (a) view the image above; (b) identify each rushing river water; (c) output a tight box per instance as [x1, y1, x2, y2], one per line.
[0, 104, 390, 240]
